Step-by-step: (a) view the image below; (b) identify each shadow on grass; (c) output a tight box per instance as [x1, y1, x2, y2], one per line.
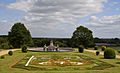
[116, 62, 120, 64]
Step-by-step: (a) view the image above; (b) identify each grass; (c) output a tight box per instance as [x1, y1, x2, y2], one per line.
[0, 48, 120, 73]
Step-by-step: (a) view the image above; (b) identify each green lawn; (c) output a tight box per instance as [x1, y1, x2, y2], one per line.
[0, 49, 120, 73]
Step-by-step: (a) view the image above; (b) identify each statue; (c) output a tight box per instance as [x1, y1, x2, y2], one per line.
[43, 44, 46, 51]
[56, 44, 59, 51]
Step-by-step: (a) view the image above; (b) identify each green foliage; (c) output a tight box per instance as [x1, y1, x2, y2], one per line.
[55, 41, 67, 47]
[104, 48, 116, 59]
[0, 37, 8, 44]
[22, 45, 27, 53]
[9, 45, 13, 49]
[0, 37, 11, 49]
[8, 51, 13, 56]
[96, 51, 100, 56]
[1, 55, 5, 59]
[0, 43, 10, 49]
[33, 38, 50, 47]
[101, 46, 106, 51]
[71, 26, 94, 48]
[0, 43, 13, 49]
[8, 22, 33, 48]
[94, 38, 120, 45]
[33, 38, 70, 47]
[94, 46, 98, 50]
[78, 45, 84, 53]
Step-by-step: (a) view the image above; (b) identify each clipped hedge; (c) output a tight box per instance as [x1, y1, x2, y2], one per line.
[96, 51, 100, 56]
[104, 48, 116, 59]
[1, 55, 5, 59]
[21, 45, 27, 53]
[101, 46, 106, 51]
[8, 51, 13, 56]
[78, 45, 84, 53]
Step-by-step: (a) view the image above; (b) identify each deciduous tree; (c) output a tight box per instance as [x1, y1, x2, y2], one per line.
[71, 26, 94, 47]
[8, 22, 33, 48]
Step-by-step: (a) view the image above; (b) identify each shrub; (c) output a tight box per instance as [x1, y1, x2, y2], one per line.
[1, 55, 5, 59]
[22, 45, 27, 53]
[104, 48, 116, 59]
[101, 46, 106, 51]
[78, 45, 84, 53]
[96, 51, 100, 56]
[8, 51, 13, 56]
[94, 46, 98, 50]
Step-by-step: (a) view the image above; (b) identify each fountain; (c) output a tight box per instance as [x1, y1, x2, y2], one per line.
[44, 40, 59, 52]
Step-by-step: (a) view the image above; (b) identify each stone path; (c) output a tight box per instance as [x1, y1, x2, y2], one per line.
[85, 49, 120, 59]
[0, 49, 19, 56]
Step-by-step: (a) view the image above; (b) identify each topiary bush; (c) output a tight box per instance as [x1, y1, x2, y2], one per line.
[78, 45, 84, 53]
[22, 45, 27, 53]
[1, 55, 5, 59]
[8, 51, 13, 56]
[96, 51, 100, 56]
[94, 46, 98, 50]
[104, 48, 116, 59]
[101, 46, 106, 51]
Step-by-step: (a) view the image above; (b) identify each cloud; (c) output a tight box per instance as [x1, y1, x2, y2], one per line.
[89, 15, 120, 27]
[0, 20, 13, 35]
[7, 0, 107, 37]
[7, 0, 36, 12]
[86, 15, 120, 38]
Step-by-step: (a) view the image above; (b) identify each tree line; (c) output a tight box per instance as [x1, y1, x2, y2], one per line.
[0, 22, 120, 49]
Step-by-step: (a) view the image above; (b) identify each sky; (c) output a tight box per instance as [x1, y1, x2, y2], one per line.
[0, 0, 120, 38]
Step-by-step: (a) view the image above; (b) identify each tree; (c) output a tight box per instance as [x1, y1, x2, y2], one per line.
[71, 26, 94, 48]
[0, 37, 10, 49]
[0, 42, 10, 49]
[8, 22, 33, 48]
[55, 41, 67, 47]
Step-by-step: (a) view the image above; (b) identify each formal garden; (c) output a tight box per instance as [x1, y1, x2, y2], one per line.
[0, 23, 120, 73]
[12, 51, 115, 71]
[1, 48, 120, 73]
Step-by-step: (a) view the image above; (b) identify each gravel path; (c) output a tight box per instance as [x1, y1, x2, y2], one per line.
[85, 49, 120, 59]
[0, 49, 19, 56]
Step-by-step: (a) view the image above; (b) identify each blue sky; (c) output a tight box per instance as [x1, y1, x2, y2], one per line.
[0, 0, 120, 38]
